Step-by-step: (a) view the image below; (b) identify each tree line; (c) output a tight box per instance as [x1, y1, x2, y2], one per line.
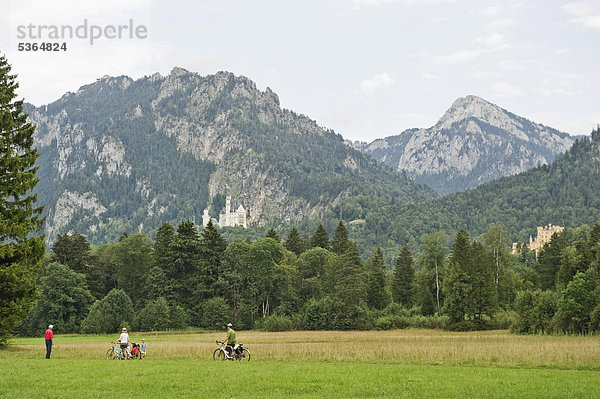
[16, 215, 600, 336]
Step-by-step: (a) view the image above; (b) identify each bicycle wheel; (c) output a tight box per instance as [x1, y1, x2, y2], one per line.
[239, 348, 251, 362]
[214, 348, 227, 361]
[219, 350, 227, 361]
[106, 348, 115, 360]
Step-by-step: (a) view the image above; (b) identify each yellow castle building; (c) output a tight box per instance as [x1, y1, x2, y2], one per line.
[512, 224, 565, 258]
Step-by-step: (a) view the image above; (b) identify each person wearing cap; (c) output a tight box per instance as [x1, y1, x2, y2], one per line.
[118, 327, 130, 359]
[221, 323, 237, 359]
[44, 324, 54, 359]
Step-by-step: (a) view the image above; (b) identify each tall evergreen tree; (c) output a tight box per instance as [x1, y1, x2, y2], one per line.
[51, 233, 93, 274]
[167, 220, 202, 311]
[536, 233, 567, 290]
[199, 220, 228, 298]
[311, 224, 330, 249]
[152, 222, 174, 270]
[333, 242, 367, 328]
[470, 241, 498, 319]
[265, 228, 280, 242]
[0, 54, 45, 345]
[443, 229, 472, 324]
[284, 226, 303, 255]
[418, 232, 447, 315]
[392, 244, 415, 308]
[331, 221, 351, 254]
[366, 247, 391, 310]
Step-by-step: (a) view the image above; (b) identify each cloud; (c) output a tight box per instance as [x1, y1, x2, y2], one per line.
[498, 60, 528, 71]
[8, 0, 156, 22]
[472, 33, 506, 48]
[359, 73, 395, 94]
[421, 72, 439, 80]
[434, 32, 512, 65]
[470, 70, 503, 80]
[394, 113, 426, 120]
[491, 81, 525, 98]
[485, 18, 516, 31]
[477, 6, 503, 17]
[351, 0, 455, 11]
[562, 2, 600, 28]
[431, 16, 447, 22]
[433, 49, 481, 65]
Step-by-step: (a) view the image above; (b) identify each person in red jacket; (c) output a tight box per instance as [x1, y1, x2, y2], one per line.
[44, 325, 54, 359]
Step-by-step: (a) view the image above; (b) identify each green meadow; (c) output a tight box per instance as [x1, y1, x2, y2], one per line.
[1, 330, 599, 398]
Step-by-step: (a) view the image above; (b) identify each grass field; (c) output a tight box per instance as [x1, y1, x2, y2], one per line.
[1, 330, 599, 398]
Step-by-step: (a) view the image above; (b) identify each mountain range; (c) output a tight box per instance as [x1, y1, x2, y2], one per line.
[351, 95, 576, 194]
[26, 67, 434, 245]
[24, 67, 599, 256]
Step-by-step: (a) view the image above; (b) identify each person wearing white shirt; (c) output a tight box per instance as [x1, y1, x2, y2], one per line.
[118, 327, 130, 359]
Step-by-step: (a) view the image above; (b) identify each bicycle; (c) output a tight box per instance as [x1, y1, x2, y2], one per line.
[106, 341, 125, 360]
[106, 341, 132, 360]
[213, 340, 251, 362]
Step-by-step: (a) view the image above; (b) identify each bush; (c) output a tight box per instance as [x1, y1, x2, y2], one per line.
[514, 289, 560, 334]
[303, 296, 337, 330]
[488, 309, 517, 330]
[258, 314, 295, 332]
[201, 297, 233, 330]
[375, 314, 448, 330]
[170, 305, 188, 330]
[80, 289, 134, 334]
[135, 298, 171, 332]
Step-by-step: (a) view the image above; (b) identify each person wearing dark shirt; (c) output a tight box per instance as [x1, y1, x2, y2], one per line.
[44, 325, 54, 359]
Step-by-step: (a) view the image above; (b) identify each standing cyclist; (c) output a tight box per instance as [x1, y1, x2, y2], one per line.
[118, 327, 130, 359]
[221, 323, 236, 359]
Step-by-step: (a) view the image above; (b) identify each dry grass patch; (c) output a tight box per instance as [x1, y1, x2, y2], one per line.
[4, 329, 600, 369]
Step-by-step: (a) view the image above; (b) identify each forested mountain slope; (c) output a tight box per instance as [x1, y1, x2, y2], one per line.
[348, 129, 600, 251]
[26, 68, 435, 244]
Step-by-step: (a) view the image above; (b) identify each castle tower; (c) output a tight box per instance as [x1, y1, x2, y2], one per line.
[202, 209, 211, 227]
[225, 196, 231, 226]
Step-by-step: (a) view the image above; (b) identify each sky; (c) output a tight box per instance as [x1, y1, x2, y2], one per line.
[1, 0, 599, 142]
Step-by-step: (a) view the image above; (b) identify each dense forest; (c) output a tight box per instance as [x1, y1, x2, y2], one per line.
[206, 129, 600, 266]
[17, 212, 600, 335]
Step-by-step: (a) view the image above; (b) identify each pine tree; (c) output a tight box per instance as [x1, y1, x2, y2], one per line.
[284, 226, 303, 255]
[265, 228, 280, 242]
[51, 233, 92, 274]
[536, 233, 567, 290]
[333, 242, 367, 328]
[443, 229, 472, 324]
[0, 54, 45, 345]
[331, 221, 351, 254]
[168, 220, 202, 311]
[152, 222, 174, 270]
[470, 241, 498, 319]
[418, 232, 446, 315]
[310, 224, 330, 249]
[366, 247, 391, 310]
[392, 244, 415, 308]
[199, 220, 228, 298]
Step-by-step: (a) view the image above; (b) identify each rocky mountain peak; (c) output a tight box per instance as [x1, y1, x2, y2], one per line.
[435, 95, 521, 133]
[355, 95, 575, 194]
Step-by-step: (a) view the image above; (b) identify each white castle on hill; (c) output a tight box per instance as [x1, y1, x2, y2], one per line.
[202, 195, 247, 228]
